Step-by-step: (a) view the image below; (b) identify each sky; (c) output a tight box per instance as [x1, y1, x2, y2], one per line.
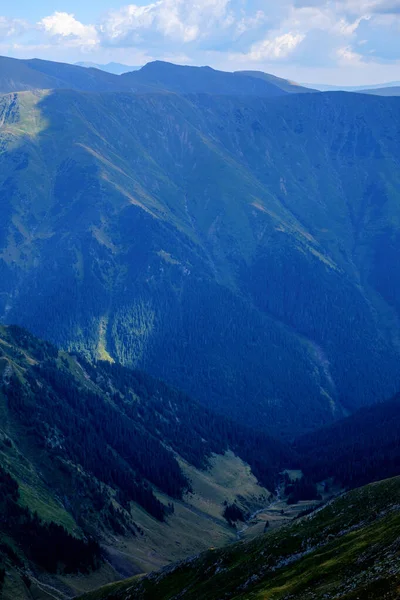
[1, 0, 399, 85]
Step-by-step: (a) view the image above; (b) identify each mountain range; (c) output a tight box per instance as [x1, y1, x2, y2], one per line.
[2, 55, 398, 97]
[1, 66, 400, 436]
[75, 62, 140, 75]
[302, 80, 400, 93]
[1, 54, 400, 599]
[0, 56, 293, 97]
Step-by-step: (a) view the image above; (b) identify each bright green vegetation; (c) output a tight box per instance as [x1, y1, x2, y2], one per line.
[80, 476, 400, 600]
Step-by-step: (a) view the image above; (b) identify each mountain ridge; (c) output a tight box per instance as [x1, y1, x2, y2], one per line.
[235, 69, 315, 93]
[0, 56, 290, 97]
[1, 87, 400, 436]
[75, 62, 140, 75]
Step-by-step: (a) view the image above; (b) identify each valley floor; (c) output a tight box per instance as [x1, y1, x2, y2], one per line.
[79, 477, 400, 600]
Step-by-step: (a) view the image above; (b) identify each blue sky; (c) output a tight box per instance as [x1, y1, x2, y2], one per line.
[1, 0, 400, 85]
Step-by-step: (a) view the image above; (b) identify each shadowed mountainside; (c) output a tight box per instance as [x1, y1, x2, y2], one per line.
[0, 324, 292, 598]
[1, 89, 400, 436]
[295, 391, 400, 488]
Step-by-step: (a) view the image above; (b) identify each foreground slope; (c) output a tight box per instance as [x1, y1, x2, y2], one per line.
[81, 476, 400, 600]
[0, 325, 291, 598]
[1, 89, 400, 435]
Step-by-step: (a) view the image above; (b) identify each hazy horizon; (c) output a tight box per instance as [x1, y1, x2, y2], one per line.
[2, 52, 399, 89]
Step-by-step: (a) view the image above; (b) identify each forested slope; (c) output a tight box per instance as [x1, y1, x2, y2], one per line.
[0, 324, 291, 597]
[1, 89, 400, 435]
[295, 392, 400, 488]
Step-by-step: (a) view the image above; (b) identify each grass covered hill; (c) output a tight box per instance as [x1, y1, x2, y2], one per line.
[1, 88, 400, 436]
[80, 475, 400, 600]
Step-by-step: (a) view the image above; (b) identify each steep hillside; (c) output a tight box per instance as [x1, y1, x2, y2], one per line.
[80, 476, 400, 600]
[295, 392, 400, 488]
[0, 324, 292, 598]
[1, 88, 400, 436]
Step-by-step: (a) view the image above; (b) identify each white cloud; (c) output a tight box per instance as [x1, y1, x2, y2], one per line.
[296, 0, 400, 15]
[100, 0, 235, 45]
[235, 10, 267, 35]
[244, 32, 305, 61]
[334, 15, 371, 35]
[282, 5, 369, 37]
[228, 4, 370, 66]
[342, 0, 400, 14]
[0, 16, 28, 40]
[336, 44, 365, 65]
[38, 12, 99, 48]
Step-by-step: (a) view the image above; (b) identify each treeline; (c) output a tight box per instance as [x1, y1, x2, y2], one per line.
[223, 503, 245, 526]
[0, 464, 100, 574]
[2, 326, 294, 525]
[283, 474, 320, 505]
[6, 369, 181, 522]
[294, 394, 400, 489]
[85, 360, 296, 490]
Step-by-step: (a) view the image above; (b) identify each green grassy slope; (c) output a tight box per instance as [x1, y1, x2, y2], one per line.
[1, 89, 400, 436]
[80, 476, 400, 600]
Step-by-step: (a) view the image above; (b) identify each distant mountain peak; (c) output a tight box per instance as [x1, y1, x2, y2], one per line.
[74, 60, 140, 75]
